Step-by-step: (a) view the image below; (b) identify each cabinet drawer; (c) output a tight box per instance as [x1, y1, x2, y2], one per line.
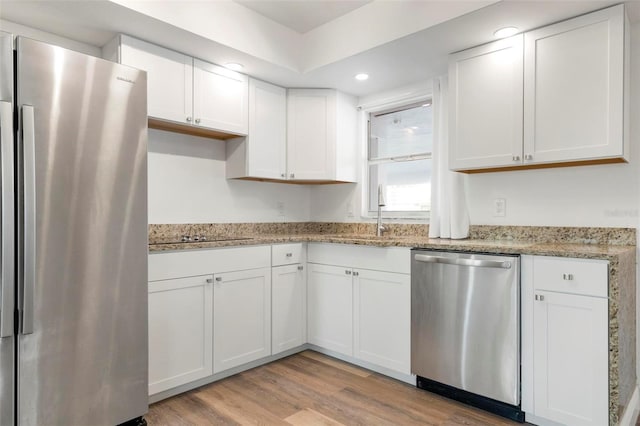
[532, 256, 608, 298]
[272, 243, 303, 266]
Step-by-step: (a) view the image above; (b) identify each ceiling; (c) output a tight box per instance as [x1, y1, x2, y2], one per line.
[234, 0, 372, 33]
[0, 1, 638, 98]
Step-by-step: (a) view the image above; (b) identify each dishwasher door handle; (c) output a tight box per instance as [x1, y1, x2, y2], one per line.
[414, 254, 512, 269]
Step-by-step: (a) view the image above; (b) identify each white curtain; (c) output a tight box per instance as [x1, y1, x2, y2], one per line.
[428, 75, 470, 239]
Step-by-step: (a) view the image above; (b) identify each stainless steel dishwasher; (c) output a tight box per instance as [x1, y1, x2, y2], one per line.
[411, 250, 523, 422]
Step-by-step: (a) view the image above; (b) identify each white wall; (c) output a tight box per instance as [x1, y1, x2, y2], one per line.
[148, 129, 311, 224]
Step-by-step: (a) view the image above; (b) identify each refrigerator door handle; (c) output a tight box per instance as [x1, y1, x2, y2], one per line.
[0, 101, 14, 338]
[21, 105, 35, 335]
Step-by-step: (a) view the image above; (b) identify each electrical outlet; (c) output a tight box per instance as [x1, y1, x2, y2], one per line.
[277, 201, 285, 218]
[493, 198, 506, 217]
[346, 201, 354, 218]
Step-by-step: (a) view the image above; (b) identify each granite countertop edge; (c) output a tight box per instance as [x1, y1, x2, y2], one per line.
[148, 234, 635, 260]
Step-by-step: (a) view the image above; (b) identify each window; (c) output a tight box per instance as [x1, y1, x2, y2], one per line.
[367, 100, 433, 216]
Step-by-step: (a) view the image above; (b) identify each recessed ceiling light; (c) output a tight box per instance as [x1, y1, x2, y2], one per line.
[225, 63, 244, 71]
[494, 27, 519, 39]
[355, 73, 369, 81]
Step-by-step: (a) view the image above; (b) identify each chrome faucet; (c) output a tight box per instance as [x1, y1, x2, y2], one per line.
[376, 184, 386, 237]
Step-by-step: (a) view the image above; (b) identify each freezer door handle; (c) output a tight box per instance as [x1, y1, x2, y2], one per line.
[414, 254, 512, 269]
[0, 101, 14, 338]
[21, 105, 35, 335]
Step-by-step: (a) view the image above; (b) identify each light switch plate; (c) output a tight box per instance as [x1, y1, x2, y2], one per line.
[494, 198, 506, 217]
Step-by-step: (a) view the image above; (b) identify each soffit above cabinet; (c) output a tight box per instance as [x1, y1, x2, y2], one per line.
[2, 1, 638, 97]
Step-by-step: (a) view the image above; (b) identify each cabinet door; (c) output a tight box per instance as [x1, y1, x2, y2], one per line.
[533, 291, 608, 426]
[354, 269, 410, 374]
[247, 79, 286, 179]
[287, 89, 336, 180]
[193, 59, 248, 135]
[213, 268, 271, 373]
[449, 35, 524, 171]
[148, 276, 213, 395]
[272, 264, 306, 355]
[120, 35, 193, 125]
[523, 5, 625, 164]
[307, 263, 352, 356]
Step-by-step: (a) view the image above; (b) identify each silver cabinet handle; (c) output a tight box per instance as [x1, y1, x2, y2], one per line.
[414, 254, 512, 269]
[297, 265, 303, 271]
[513, 155, 520, 161]
[186, 116, 192, 122]
[562, 273, 574, 281]
[353, 271, 359, 277]
[195, 118, 201, 124]
[21, 105, 36, 335]
[525, 154, 533, 160]
[345, 270, 351, 275]
[215, 276, 222, 282]
[0, 101, 14, 338]
[290, 173, 295, 179]
[535, 294, 545, 301]
[206, 278, 213, 284]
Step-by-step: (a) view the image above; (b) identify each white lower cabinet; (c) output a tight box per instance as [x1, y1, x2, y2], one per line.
[353, 269, 411, 374]
[213, 267, 271, 373]
[307, 263, 354, 356]
[307, 244, 411, 375]
[533, 291, 608, 426]
[148, 275, 213, 395]
[522, 255, 609, 426]
[272, 264, 306, 354]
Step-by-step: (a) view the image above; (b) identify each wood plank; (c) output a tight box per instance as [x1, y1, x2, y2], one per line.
[285, 409, 345, 426]
[299, 351, 371, 377]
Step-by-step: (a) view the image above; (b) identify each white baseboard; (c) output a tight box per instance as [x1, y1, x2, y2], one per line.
[620, 385, 640, 426]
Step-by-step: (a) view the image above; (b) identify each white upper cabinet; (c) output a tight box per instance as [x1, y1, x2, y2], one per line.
[287, 89, 357, 182]
[111, 35, 248, 137]
[226, 79, 287, 180]
[449, 4, 627, 172]
[523, 5, 626, 165]
[193, 59, 248, 135]
[449, 35, 524, 171]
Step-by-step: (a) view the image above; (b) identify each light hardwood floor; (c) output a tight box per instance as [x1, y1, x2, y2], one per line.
[146, 351, 520, 425]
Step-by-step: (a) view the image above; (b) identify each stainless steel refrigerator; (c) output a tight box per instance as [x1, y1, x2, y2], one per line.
[0, 33, 148, 425]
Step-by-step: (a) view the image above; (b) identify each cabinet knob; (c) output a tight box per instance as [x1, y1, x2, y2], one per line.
[186, 116, 192, 122]
[525, 154, 533, 161]
[215, 276, 222, 282]
[353, 271, 359, 277]
[281, 173, 285, 178]
[297, 265, 303, 271]
[512, 155, 520, 161]
[345, 270, 351, 275]
[195, 118, 201, 124]
[535, 294, 545, 301]
[286, 253, 293, 257]
[562, 273, 574, 281]
[290, 173, 295, 179]
[206, 278, 213, 284]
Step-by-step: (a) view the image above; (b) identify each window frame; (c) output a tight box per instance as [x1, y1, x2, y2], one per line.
[361, 95, 433, 220]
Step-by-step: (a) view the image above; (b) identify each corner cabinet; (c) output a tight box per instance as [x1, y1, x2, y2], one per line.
[286, 89, 357, 183]
[521, 255, 609, 426]
[105, 35, 248, 138]
[449, 4, 628, 172]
